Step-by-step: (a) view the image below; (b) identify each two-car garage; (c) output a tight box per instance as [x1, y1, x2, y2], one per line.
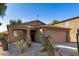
[42, 26, 70, 43]
[50, 31, 67, 42]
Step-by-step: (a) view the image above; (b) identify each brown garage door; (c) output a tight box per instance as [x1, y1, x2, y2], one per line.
[52, 31, 67, 42]
[44, 30, 67, 43]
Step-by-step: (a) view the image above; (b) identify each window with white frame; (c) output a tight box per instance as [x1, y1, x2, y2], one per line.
[64, 21, 69, 26]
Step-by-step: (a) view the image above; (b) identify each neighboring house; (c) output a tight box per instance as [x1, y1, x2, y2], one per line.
[0, 31, 8, 51]
[0, 31, 8, 40]
[7, 20, 70, 43]
[53, 16, 79, 42]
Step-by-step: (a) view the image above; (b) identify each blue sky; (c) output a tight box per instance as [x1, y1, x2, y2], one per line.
[1, 3, 79, 32]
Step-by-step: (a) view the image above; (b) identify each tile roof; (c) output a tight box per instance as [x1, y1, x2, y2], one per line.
[53, 16, 79, 25]
[22, 20, 46, 25]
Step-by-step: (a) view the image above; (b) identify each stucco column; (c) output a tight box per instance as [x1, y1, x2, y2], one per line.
[27, 28, 31, 40]
[26, 27, 31, 47]
[40, 29, 44, 49]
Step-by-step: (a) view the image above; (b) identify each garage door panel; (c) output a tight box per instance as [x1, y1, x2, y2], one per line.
[52, 31, 66, 42]
[44, 30, 67, 43]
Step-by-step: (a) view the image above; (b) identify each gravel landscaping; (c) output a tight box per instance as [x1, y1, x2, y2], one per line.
[0, 42, 78, 56]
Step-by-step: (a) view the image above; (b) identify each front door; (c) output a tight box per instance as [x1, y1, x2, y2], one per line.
[30, 30, 36, 42]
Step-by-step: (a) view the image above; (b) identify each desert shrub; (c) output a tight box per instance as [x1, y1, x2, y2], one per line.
[26, 37, 31, 47]
[16, 39, 27, 53]
[0, 37, 8, 51]
[43, 36, 55, 56]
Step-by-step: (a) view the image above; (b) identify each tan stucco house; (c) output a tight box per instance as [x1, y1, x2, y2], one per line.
[7, 20, 70, 43]
[5, 16, 79, 43]
[53, 16, 79, 42]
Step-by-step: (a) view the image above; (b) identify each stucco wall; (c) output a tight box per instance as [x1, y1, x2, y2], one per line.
[35, 29, 41, 43]
[8, 28, 24, 43]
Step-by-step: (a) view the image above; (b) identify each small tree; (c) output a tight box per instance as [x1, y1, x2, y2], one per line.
[0, 3, 7, 25]
[10, 19, 22, 25]
[10, 20, 16, 25]
[16, 19, 22, 24]
[0, 3, 7, 18]
[49, 19, 59, 25]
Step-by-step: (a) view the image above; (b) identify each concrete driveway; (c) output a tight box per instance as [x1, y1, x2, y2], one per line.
[54, 43, 78, 56]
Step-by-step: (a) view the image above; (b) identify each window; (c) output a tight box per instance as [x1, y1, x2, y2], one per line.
[13, 30, 18, 37]
[64, 21, 69, 26]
